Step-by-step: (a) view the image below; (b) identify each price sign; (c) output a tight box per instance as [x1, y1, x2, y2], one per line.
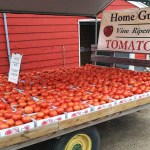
[8, 53, 23, 84]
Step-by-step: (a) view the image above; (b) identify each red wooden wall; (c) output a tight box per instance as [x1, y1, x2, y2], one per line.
[0, 0, 144, 74]
[0, 15, 79, 74]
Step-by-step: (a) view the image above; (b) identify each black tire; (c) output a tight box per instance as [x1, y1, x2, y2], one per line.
[46, 126, 100, 150]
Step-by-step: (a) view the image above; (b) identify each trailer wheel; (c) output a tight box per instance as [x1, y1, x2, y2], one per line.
[48, 127, 100, 150]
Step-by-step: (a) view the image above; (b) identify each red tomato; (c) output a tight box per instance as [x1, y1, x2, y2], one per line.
[15, 120, 23, 126]
[12, 114, 22, 121]
[56, 107, 64, 115]
[4, 112, 13, 119]
[0, 123, 9, 129]
[72, 97, 80, 102]
[36, 112, 44, 118]
[61, 103, 68, 109]
[22, 116, 31, 124]
[83, 103, 89, 108]
[24, 106, 34, 114]
[93, 102, 100, 106]
[65, 107, 73, 112]
[73, 105, 80, 111]
[27, 101, 35, 105]
[0, 111, 4, 117]
[7, 119, 15, 127]
[49, 110, 58, 117]
[19, 102, 27, 108]
[0, 116, 5, 121]
[43, 109, 50, 115]
[36, 117, 43, 120]
[44, 115, 50, 119]
[52, 101, 60, 107]
[41, 102, 48, 108]
[0, 103, 6, 110]
[33, 106, 41, 112]
[80, 104, 85, 110]
[99, 101, 106, 105]
[67, 102, 74, 107]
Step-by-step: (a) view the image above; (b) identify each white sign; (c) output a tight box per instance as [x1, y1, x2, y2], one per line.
[8, 53, 23, 84]
[98, 7, 150, 53]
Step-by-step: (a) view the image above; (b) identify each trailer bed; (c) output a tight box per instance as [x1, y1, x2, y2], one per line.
[1, 96, 150, 150]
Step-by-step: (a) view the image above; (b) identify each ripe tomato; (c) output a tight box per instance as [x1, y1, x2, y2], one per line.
[24, 106, 34, 114]
[31, 115, 37, 119]
[22, 116, 31, 124]
[7, 119, 15, 127]
[67, 102, 74, 107]
[73, 105, 80, 111]
[43, 109, 50, 115]
[15, 120, 23, 126]
[61, 103, 68, 109]
[44, 115, 50, 119]
[4, 112, 13, 119]
[19, 102, 27, 108]
[56, 107, 64, 115]
[0, 111, 4, 117]
[0, 123, 9, 129]
[52, 101, 60, 107]
[33, 106, 41, 112]
[49, 110, 58, 117]
[41, 102, 48, 108]
[36, 112, 44, 118]
[12, 114, 22, 121]
[83, 103, 89, 108]
[0, 102, 6, 110]
[65, 107, 73, 112]
[80, 104, 85, 110]
[99, 101, 106, 105]
[72, 97, 80, 102]
[93, 102, 100, 106]
[0, 116, 5, 121]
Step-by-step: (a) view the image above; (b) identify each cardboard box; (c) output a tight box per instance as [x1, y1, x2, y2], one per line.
[36, 114, 66, 127]
[115, 96, 135, 105]
[0, 121, 35, 137]
[19, 122, 35, 132]
[65, 110, 81, 119]
[134, 92, 150, 100]
[80, 107, 91, 115]
[90, 101, 116, 111]
[0, 126, 19, 137]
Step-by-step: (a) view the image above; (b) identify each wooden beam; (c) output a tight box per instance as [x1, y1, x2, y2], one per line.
[91, 55, 150, 67]
[0, 122, 58, 149]
[91, 44, 97, 52]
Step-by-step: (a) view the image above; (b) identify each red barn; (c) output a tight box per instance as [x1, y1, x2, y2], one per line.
[0, 0, 147, 74]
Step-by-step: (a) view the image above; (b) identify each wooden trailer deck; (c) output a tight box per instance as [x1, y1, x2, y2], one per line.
[1, 96, 150, 150]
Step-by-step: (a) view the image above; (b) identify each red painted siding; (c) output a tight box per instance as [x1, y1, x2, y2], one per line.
[135, 54, 147, 60]
[0, 15, 79, 73]
[0, 13, 9, 74]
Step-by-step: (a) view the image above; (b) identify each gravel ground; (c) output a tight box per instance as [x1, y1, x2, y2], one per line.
[98, 108, 150, 150]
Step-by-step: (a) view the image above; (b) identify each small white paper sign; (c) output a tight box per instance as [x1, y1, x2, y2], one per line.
[8, 53, 23, 84]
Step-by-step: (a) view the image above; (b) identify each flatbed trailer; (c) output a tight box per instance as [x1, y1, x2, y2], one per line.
[0, 96, 150, 150]
[0, 1, 150, 150]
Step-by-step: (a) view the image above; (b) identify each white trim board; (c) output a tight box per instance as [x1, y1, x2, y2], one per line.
[128, 1, 148, 8]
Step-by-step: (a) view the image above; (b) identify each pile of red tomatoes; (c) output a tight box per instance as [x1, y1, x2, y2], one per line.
[0, 64, 150, 130]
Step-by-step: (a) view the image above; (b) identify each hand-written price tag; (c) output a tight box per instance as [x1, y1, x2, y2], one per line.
[8, 53, 23, 84]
